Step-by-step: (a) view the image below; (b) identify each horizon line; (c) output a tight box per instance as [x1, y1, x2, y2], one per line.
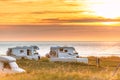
[0, 41, 120, 42]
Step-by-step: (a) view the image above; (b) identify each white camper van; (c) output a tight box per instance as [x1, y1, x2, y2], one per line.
[46, 46, 88, 63]
[0, 56, 25, 73]
[7, 46, 40, 60]
[47, 46, 79, 58]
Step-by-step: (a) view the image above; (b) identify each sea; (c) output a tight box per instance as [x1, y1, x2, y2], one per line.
[0, 41, 120, 57]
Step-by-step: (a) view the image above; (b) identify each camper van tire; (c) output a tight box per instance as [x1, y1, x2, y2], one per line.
[50, 51, 56, 57]
[46, 54, 50, 58]
[38, 56, 40, 60]
[21, 57, 25, 59]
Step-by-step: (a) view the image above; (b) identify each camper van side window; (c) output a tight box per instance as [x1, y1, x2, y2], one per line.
[27, 49, 31, 55]
[64, 50, 68, 52]
[20, 50, 24, 53]
[59, 48, 63, 52]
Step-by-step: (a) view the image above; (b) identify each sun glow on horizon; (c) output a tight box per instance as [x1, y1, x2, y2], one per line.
[89, 0, 120, 19]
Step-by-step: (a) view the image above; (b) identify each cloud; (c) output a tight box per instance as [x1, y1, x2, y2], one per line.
[4, 0, 40, 2]
[42, 17, 120, 23]
[0, 0, 120, 24]
[31, 10, 87, 14]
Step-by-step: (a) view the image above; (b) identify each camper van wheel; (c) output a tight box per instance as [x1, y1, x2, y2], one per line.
[46, 54, 50, 58]
[38, 56, 40, 60]
[21, 57, 25, 59]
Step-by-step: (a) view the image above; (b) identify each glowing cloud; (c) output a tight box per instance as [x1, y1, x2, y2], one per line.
[89, 0, 120, 19]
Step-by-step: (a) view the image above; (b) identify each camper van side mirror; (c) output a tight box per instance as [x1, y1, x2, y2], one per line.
[34, 53, 38, 55]
[74, 52, 78, 54]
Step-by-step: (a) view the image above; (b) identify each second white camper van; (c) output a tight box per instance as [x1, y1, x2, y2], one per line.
[46, 46, 88, 63]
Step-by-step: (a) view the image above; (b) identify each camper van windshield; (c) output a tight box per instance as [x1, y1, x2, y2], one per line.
[9, 62, 19, 69]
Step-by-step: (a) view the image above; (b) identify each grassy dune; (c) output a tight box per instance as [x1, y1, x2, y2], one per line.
[0, 57, 120, 80]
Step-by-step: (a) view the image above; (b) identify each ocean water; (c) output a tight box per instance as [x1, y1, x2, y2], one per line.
[0, 41, 120, 57]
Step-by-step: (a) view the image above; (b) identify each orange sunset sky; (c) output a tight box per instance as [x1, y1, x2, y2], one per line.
[0, 0, 120, 41]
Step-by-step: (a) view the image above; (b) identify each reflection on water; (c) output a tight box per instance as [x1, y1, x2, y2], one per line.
[0, 41, 120, 57]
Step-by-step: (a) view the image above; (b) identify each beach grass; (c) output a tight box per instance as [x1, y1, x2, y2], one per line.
[0, 57, 120, 80]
